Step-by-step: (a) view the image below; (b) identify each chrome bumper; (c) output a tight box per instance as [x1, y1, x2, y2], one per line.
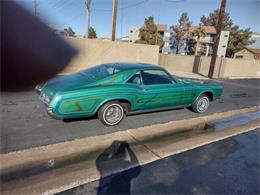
[46, 108, 62, 120]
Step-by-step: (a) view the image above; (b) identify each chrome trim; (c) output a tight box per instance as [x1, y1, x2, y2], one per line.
[127, 105, 187, 115]
[197, 97, 209, 113]
[46, 108, 62, 120]
[103, 103, 124, 125]
[39, 93, 52, 105]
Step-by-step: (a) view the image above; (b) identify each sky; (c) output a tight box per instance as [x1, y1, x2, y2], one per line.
[17, 0, 260, 38]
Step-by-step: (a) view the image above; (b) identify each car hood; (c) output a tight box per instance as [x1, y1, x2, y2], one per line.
[41, 72, 94, 97]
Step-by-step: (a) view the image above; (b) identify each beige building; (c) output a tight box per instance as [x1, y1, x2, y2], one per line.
[189, 26, 216, 55]
[234, 47, 260, 60]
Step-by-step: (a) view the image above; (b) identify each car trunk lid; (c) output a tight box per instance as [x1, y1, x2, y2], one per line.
[41, 72, 95, 97]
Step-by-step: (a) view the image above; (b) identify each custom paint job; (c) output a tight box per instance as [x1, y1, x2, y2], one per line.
[37, 63, 223, 119]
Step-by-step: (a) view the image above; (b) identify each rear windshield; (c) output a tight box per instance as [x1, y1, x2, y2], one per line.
[82, 64, 121, 80]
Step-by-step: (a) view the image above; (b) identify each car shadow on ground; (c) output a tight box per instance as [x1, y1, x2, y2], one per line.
[62, 107, 185, 123]
[62, 115, 97, 123]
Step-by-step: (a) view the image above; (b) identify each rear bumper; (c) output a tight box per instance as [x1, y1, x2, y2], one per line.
[46, 108, 62, 120]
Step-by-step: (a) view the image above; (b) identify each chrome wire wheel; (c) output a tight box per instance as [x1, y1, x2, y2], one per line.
[103, 103, 124, 125]
[196, 96, 209, 113]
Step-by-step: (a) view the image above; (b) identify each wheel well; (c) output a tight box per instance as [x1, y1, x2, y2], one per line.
[99, 99, 132, 113]
[117, 99, 131, 113]
[202, 92, 213, 101]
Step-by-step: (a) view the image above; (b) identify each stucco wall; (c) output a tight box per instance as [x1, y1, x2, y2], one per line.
[159, 54, 260, 78]
[158, 54, 220, 76]
[221, 58, 260, 78]
[62, 37, 159, 73]
[197, 56, 222, 78]
[61, 37, 260, 78]
[159, 54, 195, 72]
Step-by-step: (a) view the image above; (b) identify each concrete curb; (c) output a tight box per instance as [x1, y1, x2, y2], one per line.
[1, 106, 260, 194]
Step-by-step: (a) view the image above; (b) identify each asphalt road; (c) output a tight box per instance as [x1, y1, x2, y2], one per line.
[1, 79, 260, 153]
[61, 129, 260, 195]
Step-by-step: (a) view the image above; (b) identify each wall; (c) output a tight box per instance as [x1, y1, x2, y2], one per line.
[61, 37, 260, 78]
[62, 37, 159, 73]
[197, 56, 222, 78]
[159, 54, 195, 72]
[159, 54, 260, 78]
[221, 58, 260, 78]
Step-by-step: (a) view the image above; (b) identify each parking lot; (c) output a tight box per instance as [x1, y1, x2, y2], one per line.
[1, 79, 260, 153]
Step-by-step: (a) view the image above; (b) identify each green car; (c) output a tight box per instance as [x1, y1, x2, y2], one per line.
[36, 63, 223, 126]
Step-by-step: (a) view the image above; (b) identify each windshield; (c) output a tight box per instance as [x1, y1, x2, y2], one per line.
[82, 64, 121, 80]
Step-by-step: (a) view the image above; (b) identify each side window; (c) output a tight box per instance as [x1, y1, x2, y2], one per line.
[142, 70, 173, 85]
[107, 66, 120, 75]
[127, 72, 142, 85]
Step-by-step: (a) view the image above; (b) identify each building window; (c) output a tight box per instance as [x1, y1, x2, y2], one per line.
[254, 55, 260, 60]
[165, 32, 170, 37]
[235, 55, 243, 59]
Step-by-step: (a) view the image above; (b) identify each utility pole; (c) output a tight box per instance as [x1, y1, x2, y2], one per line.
[208, 0, 227, 78]
[34, 0, 37, 17]
[111, 0, 118, 41]
[85, 0, 91, 38]
[155, 0, 162, 45]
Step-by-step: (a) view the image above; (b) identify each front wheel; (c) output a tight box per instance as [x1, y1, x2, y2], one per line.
[98, 101, 125, 126]
[191, 94, 210, 113]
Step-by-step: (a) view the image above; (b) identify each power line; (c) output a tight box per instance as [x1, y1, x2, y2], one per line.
[51, 0, 77, 12]
[60, 10, 85, 27]
[164, 0, 186, 3]
[48, 0, 85, 26]
[120, 0, 148, 10]
[92, 0, 149, 12]
[51, 0, 65, 9]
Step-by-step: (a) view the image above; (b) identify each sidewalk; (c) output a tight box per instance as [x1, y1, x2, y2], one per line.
[66, 129, 259, 194]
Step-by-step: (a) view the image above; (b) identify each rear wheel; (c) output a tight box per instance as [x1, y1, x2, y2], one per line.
[98, 101, 125, 126]
[191, 94, 210, 113]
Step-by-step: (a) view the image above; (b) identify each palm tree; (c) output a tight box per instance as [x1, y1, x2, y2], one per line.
[192, 26, 206, 55]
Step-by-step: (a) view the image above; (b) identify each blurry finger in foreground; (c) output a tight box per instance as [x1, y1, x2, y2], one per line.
[1, 1, 78, 91]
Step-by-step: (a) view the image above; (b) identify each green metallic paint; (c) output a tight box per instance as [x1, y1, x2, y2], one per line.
[39, 63, 223, 119]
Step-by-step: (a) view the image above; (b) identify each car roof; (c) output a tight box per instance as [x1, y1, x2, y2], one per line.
[105, 62, 162, 71]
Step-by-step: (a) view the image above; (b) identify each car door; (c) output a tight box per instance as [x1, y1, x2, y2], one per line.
[140, 69, 185, 110]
